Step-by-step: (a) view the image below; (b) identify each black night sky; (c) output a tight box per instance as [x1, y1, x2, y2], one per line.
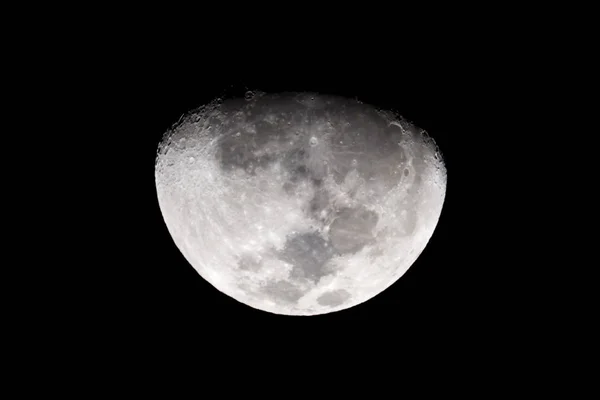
[17, 7, 554, 383]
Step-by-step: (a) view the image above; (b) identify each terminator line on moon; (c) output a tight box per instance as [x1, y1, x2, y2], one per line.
[155, 91, 447, 316]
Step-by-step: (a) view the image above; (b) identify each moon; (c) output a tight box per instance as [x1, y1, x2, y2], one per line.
[155, 91, 447, 315]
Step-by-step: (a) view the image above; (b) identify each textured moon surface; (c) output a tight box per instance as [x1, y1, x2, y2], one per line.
[155, 92, 447, 315]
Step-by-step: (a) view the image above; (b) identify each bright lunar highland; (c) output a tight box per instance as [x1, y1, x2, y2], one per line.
[155, 92, 447, 315]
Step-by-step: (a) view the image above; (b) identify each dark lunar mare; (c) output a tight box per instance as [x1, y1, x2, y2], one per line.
[209, 93, 425, 307]
[316, 289, 351, 307]
[213, 93, 414, 182]
[214, 93, 424, 205]
[328, 206, 379, 254]
[262, 280, 304, 304]
[277, 232, 336, 283]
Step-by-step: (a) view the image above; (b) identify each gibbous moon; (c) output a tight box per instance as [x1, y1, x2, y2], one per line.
[155, 92, 447, 315]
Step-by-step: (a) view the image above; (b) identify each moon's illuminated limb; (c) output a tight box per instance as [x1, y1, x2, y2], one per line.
[155, 92, 446, 316]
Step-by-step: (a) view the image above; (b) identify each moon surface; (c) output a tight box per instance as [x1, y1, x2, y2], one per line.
[155, 91, 447, 315]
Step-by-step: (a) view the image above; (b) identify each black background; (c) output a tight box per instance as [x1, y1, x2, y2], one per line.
[11, 8, 569, 387]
